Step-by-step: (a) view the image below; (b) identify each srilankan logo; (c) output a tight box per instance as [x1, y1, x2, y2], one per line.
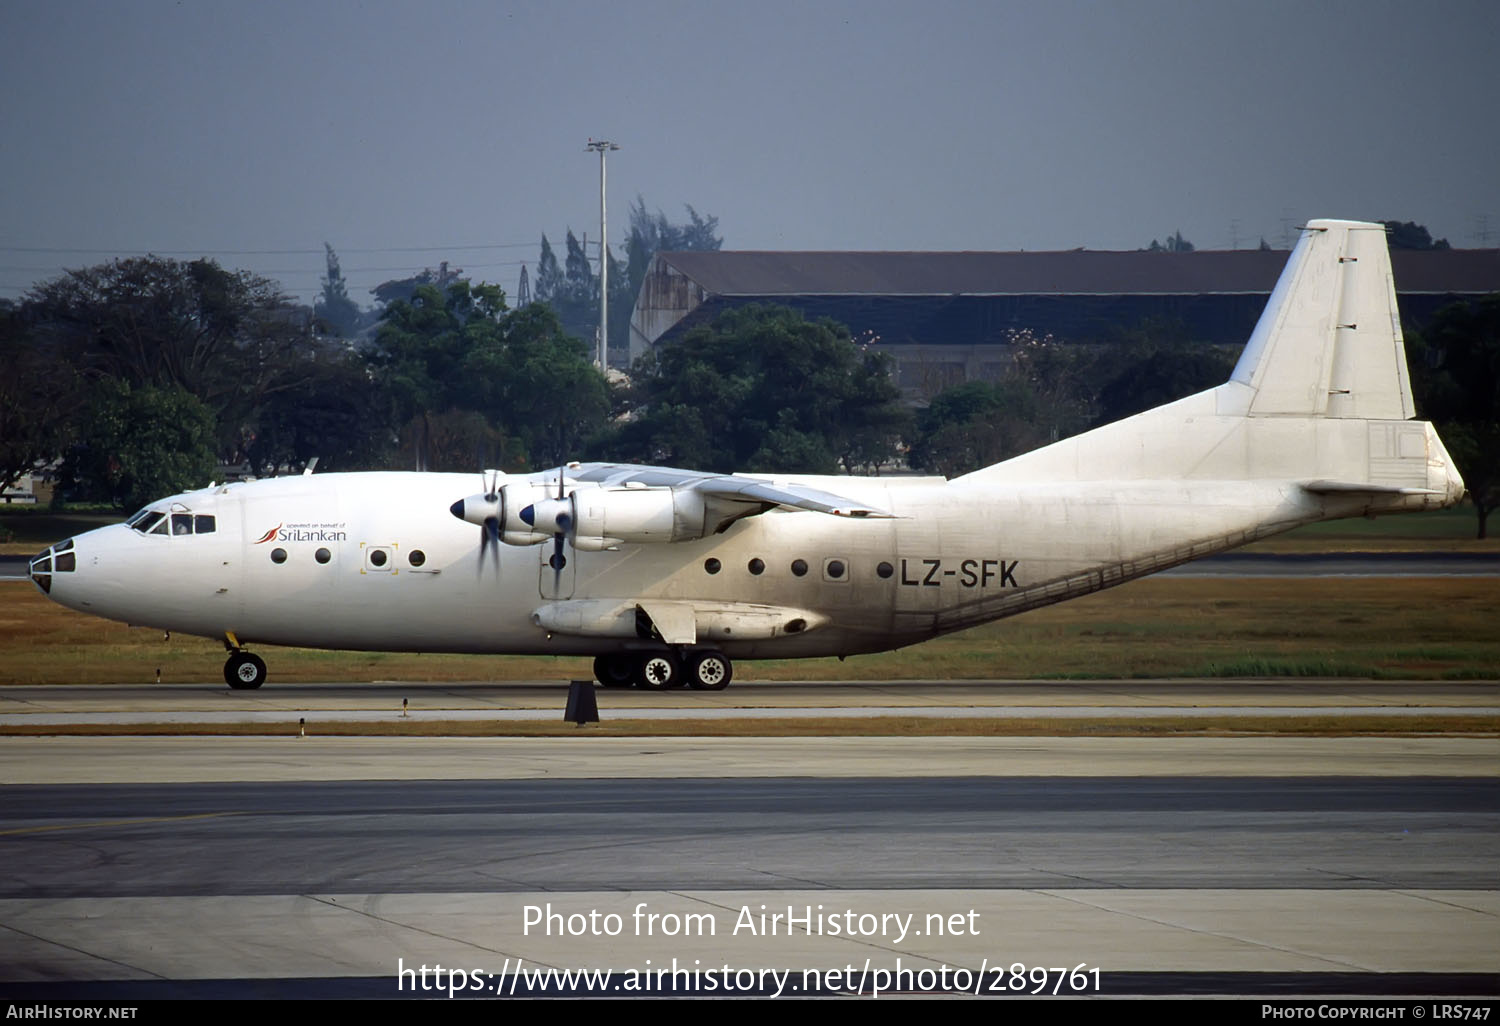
[256, 522, 348, 543]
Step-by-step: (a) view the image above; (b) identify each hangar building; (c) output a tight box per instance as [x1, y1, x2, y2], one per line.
[628, 248, 1500, 396]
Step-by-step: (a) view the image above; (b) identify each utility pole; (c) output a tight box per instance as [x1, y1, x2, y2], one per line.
[586, 139, 620, 370]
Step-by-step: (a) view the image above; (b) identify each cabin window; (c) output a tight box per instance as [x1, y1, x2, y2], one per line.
[747, 558, 765, 576]
[790, 559, 808, 577]
[315, 547, 332, 564]
[704, 558, 721, 575]
[877, 561, 894, 579]
[369, 549, 388, 568]
[824, 559, 846, 581]
[408, 550, 426, 567]
[270, 548, 288, 564]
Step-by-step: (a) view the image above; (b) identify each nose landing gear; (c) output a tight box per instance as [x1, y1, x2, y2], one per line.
[223, 633, 267, 690]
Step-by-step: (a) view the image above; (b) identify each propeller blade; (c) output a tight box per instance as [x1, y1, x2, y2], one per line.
[483, 516, 500, 574]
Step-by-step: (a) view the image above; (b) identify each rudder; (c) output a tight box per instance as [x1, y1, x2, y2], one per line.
[1231, 219, 1415, 420]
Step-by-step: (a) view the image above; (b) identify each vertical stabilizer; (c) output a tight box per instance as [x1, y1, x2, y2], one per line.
[1231, 219, 1414, 419]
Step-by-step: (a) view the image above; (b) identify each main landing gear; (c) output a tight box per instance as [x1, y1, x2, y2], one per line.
[593, 649, 733, 691]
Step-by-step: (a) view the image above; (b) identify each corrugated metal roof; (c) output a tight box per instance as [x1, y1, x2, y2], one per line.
[656, 248, 1500, 297]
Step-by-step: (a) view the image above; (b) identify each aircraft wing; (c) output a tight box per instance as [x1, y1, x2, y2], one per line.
[567, 463, 894, 519]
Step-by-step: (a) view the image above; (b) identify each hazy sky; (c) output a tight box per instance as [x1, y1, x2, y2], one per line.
[4, 0, 1497, 306]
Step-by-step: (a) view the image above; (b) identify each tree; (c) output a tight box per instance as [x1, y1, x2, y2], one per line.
[907, 378, 1050, 477]
[22, 256, 320, 460]
[1146, 230, 1195, 253]
[314, 243, 365, 337]
[61, 380, 217, 510]
[370, 261, 463, 309]
[457, 301, 611, 468]
[605, 304, 908, 474]
[1409, 295, 1500, 537]
[908, 321, 1238, 478]
[534, 235, 562, 301]
[563, 229, 593, 301]
[1383, 221, 1451, 251]
[366, 281, 609, 470]
[241, 346, 393, 476]
[0, 300, 81, 493]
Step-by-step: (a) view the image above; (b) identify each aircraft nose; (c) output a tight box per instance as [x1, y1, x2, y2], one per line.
[29, 538, 79, 595]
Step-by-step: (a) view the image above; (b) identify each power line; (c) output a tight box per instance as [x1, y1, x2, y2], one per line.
[0, 242, 540, 256]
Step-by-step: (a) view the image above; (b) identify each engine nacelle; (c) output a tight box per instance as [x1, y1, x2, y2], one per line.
[571, 486, 707, 549]
[455, 482, 712, 550]
[497, 483, 557, 546]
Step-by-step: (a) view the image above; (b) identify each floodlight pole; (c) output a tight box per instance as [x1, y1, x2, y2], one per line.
[586, 139, 620, 371]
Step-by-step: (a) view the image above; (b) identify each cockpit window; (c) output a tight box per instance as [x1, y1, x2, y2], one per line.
[134, 511, 166, 534]
[130, 508, 216, 536]
[126, 508, 152, 527]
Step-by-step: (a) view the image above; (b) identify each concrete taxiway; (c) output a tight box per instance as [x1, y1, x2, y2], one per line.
[0, 683, 1496, 998]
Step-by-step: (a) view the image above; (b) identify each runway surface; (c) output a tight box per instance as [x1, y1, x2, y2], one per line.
[4, 775, 1496, 896]
[2, 678, 1500, 708]
[3, 679, 1497, 724]
[1, 685, 1496, 999]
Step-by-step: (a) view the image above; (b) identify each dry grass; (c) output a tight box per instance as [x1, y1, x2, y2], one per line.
[2, 576, 1496, 685]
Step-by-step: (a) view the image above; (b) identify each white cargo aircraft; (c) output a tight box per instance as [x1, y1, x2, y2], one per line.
[30, 220, 1466, 690]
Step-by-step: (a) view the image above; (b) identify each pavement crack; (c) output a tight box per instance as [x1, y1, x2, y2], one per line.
[299, 893, 550, 968]
[1032, 890, 1374, 972]
[0, 918, 166, 979]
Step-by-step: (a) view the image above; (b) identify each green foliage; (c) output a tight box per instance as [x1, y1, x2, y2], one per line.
[0, 300, 81, 492]
[1146, 230, 1194, 253]
[910, 323, 1237, 477]
[531, 198, 724, 366]
[367, 282, 609, 470]
[1382, 220, 1450, 250]
[535, 235, 562, 301]
[907, 378, 1050, 477]
[242, 346, 390, 476]
[605, 304, 908, 474]
[22, 255, 321, 459]
[314, 243, 365, 337]
[370, 262, 464, 309]
[63, 381, 217, 510]
[1409, 294, 1500, 537]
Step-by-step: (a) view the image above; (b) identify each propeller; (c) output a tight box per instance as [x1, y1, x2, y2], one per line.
[449, 469, 503, 576]
[517, 466, 574, 592]
[550, 465, 570, 576]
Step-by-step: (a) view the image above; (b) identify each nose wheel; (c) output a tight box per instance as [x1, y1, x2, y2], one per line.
[224, 652, 267, 690]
